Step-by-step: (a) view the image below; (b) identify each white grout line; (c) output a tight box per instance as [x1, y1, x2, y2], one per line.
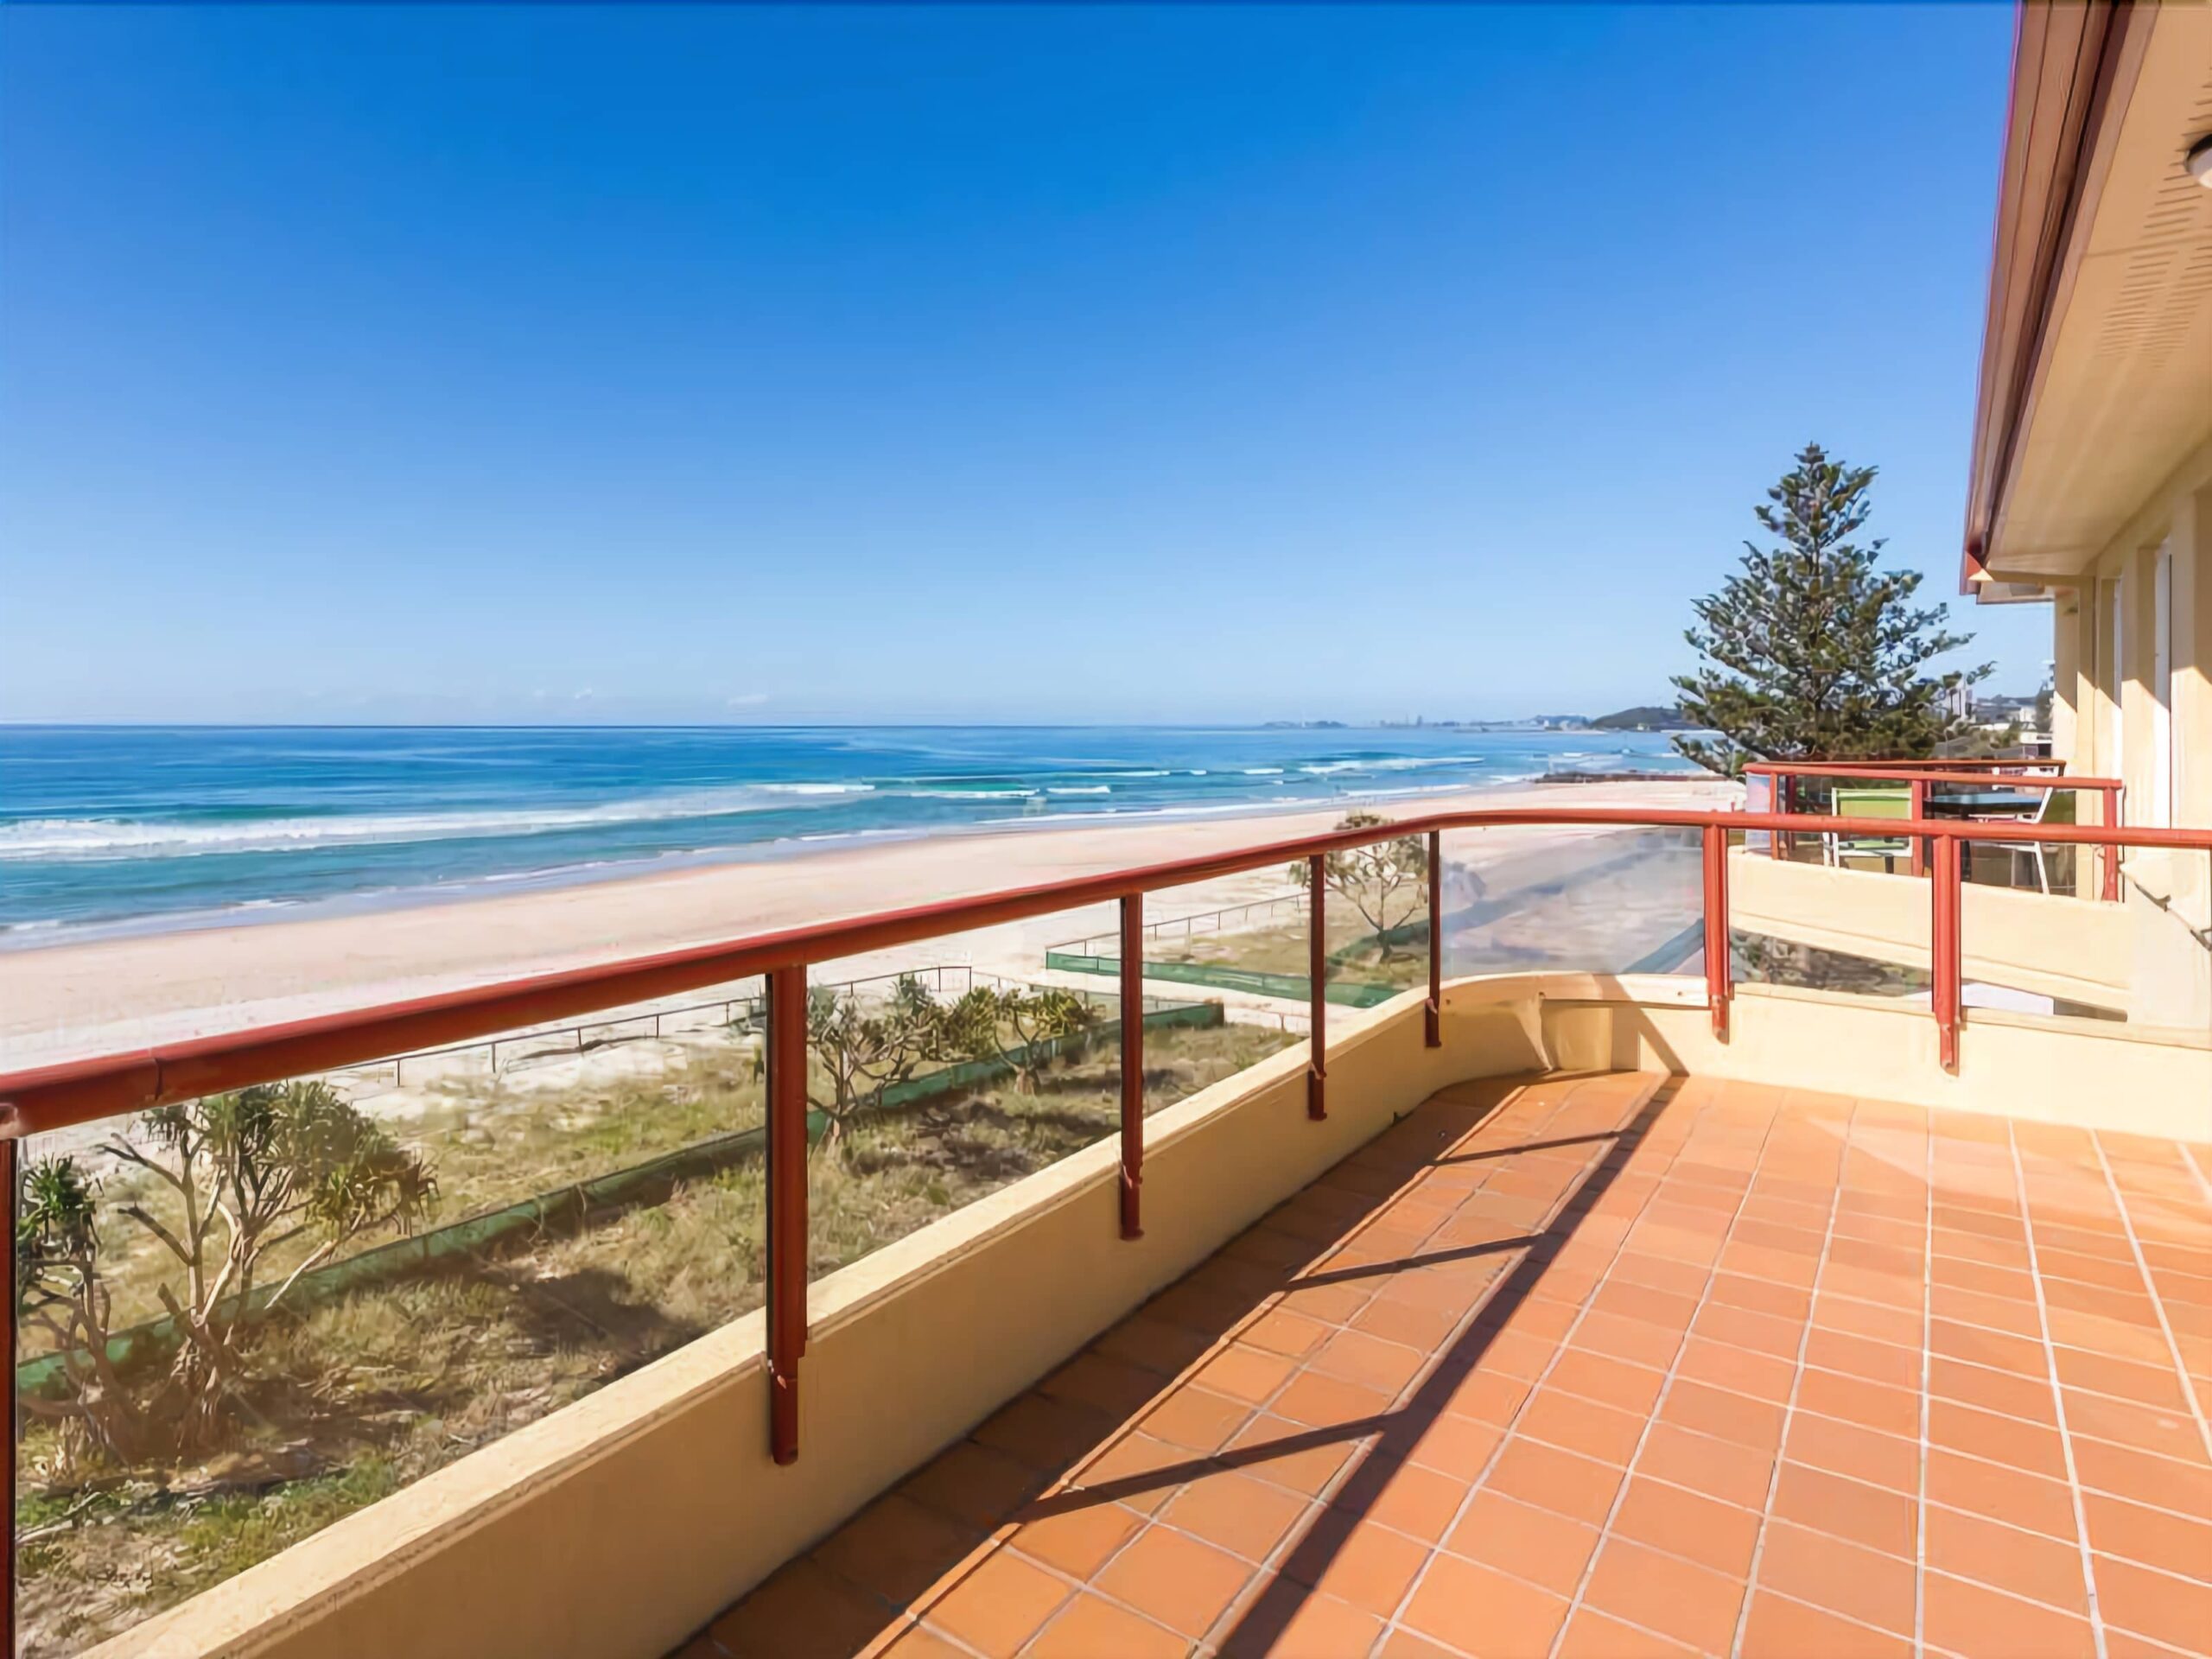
[2179, 1141, 2212, 1211]
[1726, 1090, 1854, 1659]
[2086, 1134, 2212, 1467]
[2005, 1120, 2109, 1659]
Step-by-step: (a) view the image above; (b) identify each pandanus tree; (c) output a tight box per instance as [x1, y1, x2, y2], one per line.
[120, 1082, 437, 1450]
[16, 1159, 139, 1465]
[943, 984, 1096, 1095]
[17, 1081, 437, 1462]
[805, 975, 953, 1147]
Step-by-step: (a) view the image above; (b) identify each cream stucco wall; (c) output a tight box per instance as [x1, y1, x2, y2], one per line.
[2051, 587, 2082, 768]
[2045, 439, 2212, 1031]
[1570, 976, 2209, 1135]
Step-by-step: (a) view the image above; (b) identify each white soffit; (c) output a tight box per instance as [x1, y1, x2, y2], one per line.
[1992, 5, 2212, 582]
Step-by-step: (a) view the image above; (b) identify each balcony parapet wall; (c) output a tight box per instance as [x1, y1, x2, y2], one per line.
[89, 974, 2210, 1659]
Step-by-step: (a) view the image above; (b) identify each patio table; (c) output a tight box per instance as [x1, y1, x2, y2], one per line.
[1927, 788, 2050, 811]
[1927, 789, 2059, 885]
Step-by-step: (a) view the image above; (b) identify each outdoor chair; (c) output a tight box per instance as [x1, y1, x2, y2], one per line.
[1824, 785, 1913, 873]
[1975, 785, 2059, 895]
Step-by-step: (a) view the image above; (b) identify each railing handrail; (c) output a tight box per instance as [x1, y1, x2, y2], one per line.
[1745, 760, 2114, 790]
[4, 802, 2207, 1138]
[1775, 757, 2060, 773]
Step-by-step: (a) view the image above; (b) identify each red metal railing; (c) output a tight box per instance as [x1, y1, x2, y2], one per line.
[1702, 823, 1733, 1039]
[1425, 830, 1444, 1048]
[1820, 757, 2061, 772]
[3, 800, 2209, 1637]
[766, 967, 806, 1465]
[1306, 854, 1327, 1122]
[19, 800, 2188, 1134]
[1745, 760, 2124, 899]
[1118, 895, 1143, 1240]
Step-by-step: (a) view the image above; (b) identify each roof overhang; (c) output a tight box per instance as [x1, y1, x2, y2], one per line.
[1961, 2, 2212, 602]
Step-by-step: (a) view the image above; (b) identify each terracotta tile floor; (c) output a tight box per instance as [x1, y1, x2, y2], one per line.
[685, 1071, 2212, 1658]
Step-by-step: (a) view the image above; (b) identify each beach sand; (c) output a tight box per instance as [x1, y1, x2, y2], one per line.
[0, 777, 1737, 1069]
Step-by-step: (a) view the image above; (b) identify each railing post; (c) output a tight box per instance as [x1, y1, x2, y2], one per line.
[2102, 785, 2123, 902]
[766, 965, 808, 1465]
[1307, 853, 1326, 1121]
[1931, 835, 1961, 1074]
[1910, 779, 1929, 877]
[1770, 771, 1787, 860]
[1118, 894, 1144, 1240]
[1425, 830, 1443, 1048]
[1703, 824, 1732, 1039]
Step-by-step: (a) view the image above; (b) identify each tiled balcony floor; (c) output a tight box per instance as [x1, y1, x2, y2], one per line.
[688, 1071, 2212, 1658]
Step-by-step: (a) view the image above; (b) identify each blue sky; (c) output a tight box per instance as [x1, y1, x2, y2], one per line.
[2, 3, 2045, 726]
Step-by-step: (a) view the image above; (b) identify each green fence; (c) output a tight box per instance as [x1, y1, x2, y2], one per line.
[1045, 906, 1432, 1010]
[19, 999, 1223, 1398]
[1041, 949, 1406, 1008]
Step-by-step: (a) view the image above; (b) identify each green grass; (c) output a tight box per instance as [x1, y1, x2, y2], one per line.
[14, 1020, 1297, 1658]
[168, 1459, 406, 1589]
[1730, 931, 1930, 997]
[1147, 887, 1430, 990]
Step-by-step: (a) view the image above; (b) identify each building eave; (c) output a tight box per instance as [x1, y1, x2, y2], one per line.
[1959, 0, 2149, 596]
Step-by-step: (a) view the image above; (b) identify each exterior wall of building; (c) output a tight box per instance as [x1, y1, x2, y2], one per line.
[2050, 585, 2082, 764]
[2174, 475, 2212, 829]
[2046, 435, 2212, 1031]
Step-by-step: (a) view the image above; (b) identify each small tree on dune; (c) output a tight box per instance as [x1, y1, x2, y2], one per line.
[943, 985, 1096, 1096]
[805, 975, 953, 1147]
[114, 1081, 437, 1452]
[16, 1159, 139, 1466]
[1289, 811, 1429, 962]
[18, 1081, 437, 1463]
[1672, 443, 1989, 778]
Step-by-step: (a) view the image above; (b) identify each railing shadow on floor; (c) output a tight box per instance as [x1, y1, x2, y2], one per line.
[691, 1070, 1679, 1656]
[1211, 1078, 1677, 1655]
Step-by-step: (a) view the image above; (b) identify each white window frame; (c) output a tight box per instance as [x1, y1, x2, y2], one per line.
[2152, 542, 2172, 826]
[2102, 575, 2124, 779]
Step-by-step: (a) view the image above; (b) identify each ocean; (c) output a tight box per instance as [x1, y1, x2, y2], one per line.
[0, 725, 1702, 944]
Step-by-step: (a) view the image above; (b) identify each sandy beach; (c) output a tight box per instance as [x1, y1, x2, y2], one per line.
[0, 776, 1736, 1068]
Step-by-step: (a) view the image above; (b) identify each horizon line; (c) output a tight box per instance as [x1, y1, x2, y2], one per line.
[0, 716, 1643, 734]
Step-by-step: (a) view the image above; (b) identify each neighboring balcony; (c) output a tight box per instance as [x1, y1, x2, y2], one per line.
[2, 801, 2207, 1659]
[1734, 761, 2211, 1032]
